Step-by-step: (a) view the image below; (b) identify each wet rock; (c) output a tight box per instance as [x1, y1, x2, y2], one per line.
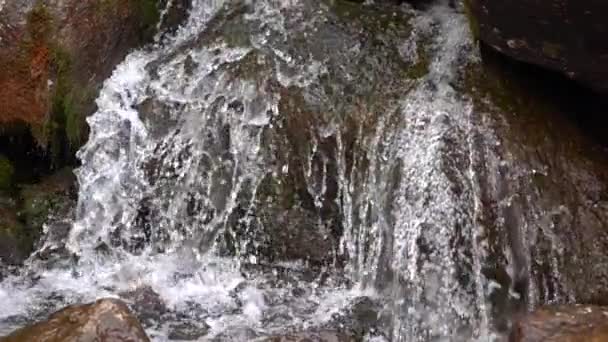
[258, 330, 355, 342]
[0, 0, 174, 157]
[0, 168, 75, 266]
[159, 0, 191, 35]
[120, 285, 168, 325]
[168, 321, 210, 340]
[0, 156, 14, 191]
[466, 0, 608, 94]
[0, 298, 150, 342]
[0, 201, 28, 266]
[324, 296, 383, 338]
[19, 168, 76, 232]
[210, 327, 260, 341]
[464, 44, 608, 329]
[510, 305, 608, 342]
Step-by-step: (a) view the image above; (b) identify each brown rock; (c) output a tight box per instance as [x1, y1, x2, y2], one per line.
[510, 305, 608, 342]
[0, 298, 150, 342]
[466, 0, 608, 94]
[0, 0, 164, 147]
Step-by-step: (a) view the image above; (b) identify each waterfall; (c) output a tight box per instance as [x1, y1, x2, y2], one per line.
[3, 0, 586, 340]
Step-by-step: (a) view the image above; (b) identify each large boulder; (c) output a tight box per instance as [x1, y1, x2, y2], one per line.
[0, 0, 164, 150]
[466, 0, 608, 94]
[510, 305, 608, 342]
[0, 298, 150, 342]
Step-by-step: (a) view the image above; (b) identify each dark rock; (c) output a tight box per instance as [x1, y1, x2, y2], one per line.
[464, 44, 608, 329]
[119, 285, 168, 325]
[466, 0, 608, 94]
[510, 305, 608, 342]
[168, 321, 210, 340]
[0, 201, 29, 266]
[0, 298, 150, 342]
[258, 330, 355, 342]
[0, 156, 13, 191]
[210, 327, 260, 341]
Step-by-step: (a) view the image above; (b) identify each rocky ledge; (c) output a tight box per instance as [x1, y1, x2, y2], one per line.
[0, 298, 150, 342]
[466, 0, 608, 94]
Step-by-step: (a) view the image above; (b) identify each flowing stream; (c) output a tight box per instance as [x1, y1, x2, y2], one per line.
[1, 0, 593, 340]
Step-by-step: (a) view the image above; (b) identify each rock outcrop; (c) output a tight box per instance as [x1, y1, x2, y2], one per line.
[0, 0, 163, 151]
[466, 0, 608, 94]
[0, 168, 75, 266]
[510, 305, 608, 342]
[0, 298, 150, 342]
[0, 0, 188, 266]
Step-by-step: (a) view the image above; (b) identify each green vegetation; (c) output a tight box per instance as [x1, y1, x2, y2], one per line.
[0, 155, 14, 191]
[137, 0, 161, 39]
[463, 0, 480, 41]
[26, 2, 53, 41]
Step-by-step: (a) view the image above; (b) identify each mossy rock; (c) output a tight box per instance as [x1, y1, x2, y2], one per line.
[0, 155, 14, 191]
[0, 203, 30, 265]
[19, 168, 75, 231]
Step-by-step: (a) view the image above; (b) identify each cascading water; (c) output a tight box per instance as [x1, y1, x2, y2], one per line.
[2, 0, 593, 341]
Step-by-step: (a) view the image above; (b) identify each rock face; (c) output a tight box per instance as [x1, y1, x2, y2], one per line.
[510, 305, 608, 342]
[0, 168, 75, 266]
[0, 0, 163, 149]
[466, 0, 608, 94]
[0, 298, 150, 342]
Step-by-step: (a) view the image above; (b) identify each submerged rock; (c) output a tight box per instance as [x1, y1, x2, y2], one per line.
[167, 321, 210, 340]
[510, 305, 608, 342]
[258, 330, 355, 342]
[0, 298, 150, 342]
[0, 156, 13, 191]
[0, 200, 29, 265]
[119, 285, 168, 326]
[466, 0, 608, 94]
[0, 168, 75, 266]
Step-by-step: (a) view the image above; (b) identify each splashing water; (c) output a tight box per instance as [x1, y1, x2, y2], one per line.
[1, 0, 573, 340]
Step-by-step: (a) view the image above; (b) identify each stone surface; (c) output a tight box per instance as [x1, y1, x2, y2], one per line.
[0, 155, 13, 190]
[0, 298, 150, 342]
[510, 305, 608, 342]
[119, 286, 167, 326]
[0, 199, 29, 265]
[464, 45, 608, 331]
[258, 331, 355, 342]
[466, 0, 608, 94]
[0, 168, 75, 266]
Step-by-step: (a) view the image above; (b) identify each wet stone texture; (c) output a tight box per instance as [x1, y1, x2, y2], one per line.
[510, 305, 608, 342]
[0, 298, 150, 342]
[463, 45, 608, 332]
[467, 0, 608, 94]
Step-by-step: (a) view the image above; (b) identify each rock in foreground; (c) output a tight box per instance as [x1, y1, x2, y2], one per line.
[510, 305, 608, 342]
[0, 298, 150, 342]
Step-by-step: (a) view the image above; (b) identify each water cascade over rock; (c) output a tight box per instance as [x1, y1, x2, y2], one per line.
[1, 0, 608, 341]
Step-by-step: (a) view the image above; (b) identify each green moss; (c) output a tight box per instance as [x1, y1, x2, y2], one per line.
[404, 39, 430, 79]
[26, 2, 53, 41]
[330, 0, 410, 32]
[47, 45, 94, 151]
[137, 0, 161, 39]
[0, 156, 14, 191]
[463, 0, 480, 41]
[541, 42, 562, 60]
